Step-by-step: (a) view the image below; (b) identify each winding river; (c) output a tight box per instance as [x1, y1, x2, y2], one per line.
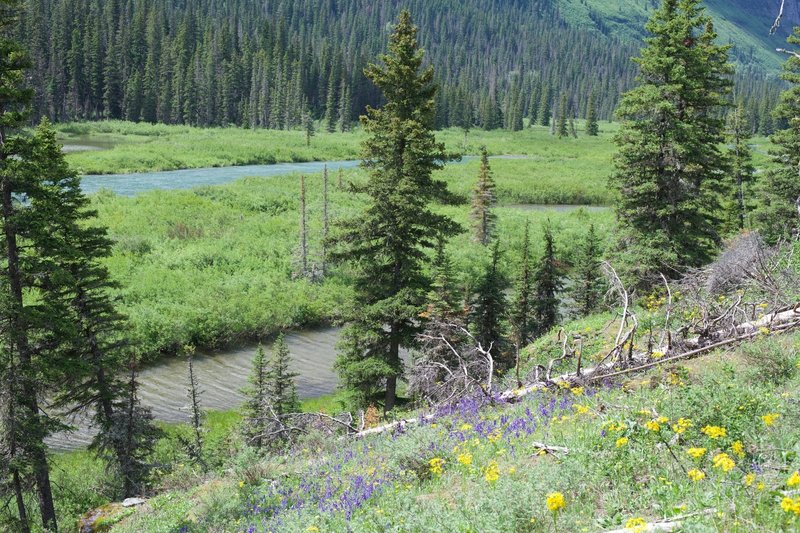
[48, 146, 608, 450]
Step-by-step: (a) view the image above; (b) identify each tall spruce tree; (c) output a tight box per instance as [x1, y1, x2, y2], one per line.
[570, 224, 605, 317]
[532, 221, 564, 338]
[757, 27, 800, 243]
[556, 94, 569, 138]
[332, 11, 459, 411]
[586, 93, 599, 136]
[724, 103, 756, 232]
[610, 0, 732, 287]
[0, 11, 66, 525]
[266, 333, 300, 417]
[242, 345, 269, 450]
[470, 241, 510, 368]
[511, 221, 535, 348]
[470, 148, 496, 245]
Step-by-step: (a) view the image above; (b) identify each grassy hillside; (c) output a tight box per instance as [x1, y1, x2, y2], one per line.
[555, 0, 798, 71]
[103, 330, 800, 532]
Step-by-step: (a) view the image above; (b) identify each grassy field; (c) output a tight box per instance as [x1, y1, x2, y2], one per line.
[59, 120, 623, 175]
[94, 164, 615, 360]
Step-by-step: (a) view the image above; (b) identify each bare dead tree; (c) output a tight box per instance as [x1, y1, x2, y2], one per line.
[771, 0, 786, 34]
[409, 323, 496, 407]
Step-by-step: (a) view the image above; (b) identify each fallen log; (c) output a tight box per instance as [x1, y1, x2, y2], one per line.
[356, 303, 800, 439]
[602, 509, 716, 533]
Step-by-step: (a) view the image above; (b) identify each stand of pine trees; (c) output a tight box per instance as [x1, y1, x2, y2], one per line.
[13, 0, 779, 131]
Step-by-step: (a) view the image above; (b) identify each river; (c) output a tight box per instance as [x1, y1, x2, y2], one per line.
[49, 147, 606, 450]
[49, 328, 341, 451]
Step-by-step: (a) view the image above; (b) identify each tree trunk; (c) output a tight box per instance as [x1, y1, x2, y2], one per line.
[2, 182, 58, 531]
[385, 322, 399, 413]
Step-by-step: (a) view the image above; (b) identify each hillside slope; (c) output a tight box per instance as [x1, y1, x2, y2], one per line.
[107, 332, 800, 532]
[555, 0, 800, 71]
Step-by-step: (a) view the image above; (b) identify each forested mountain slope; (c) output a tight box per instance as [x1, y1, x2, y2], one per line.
[17, 0, 794, 129]
[555, 0, 799, 70]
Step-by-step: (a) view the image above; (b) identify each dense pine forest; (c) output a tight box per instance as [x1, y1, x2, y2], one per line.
[15, 0, 792, 132]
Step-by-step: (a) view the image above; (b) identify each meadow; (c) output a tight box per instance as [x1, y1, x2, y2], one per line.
[106, 332, 800, 532]
[83, 123, 620, 360]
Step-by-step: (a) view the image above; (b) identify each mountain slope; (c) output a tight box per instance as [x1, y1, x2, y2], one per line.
[554, 0, 800, 71]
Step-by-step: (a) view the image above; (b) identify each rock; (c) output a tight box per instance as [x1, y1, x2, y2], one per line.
[121, 497, 147, 508]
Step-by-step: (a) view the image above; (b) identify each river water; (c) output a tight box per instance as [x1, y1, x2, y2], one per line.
[49, 145, 606, 450]
[49, 328, 341, 451]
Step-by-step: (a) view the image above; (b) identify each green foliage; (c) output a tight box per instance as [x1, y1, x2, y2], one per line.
[611, 0, 733, 288]
[723, 103, 757, 233]
[570, 224, 605, 317]
[741, 337, 799, 386]
[469, 148, 496, 245]
[532, 221, 564, 337]
[332, 11, 460, 411]
[757, 27, 800, 244]
[470, 241, 510, 367]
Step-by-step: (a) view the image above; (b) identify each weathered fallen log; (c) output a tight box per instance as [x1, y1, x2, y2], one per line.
[357, 303, 800, 439]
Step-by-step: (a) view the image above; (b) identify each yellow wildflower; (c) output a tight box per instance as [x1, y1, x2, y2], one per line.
[645, 420, 661, 432]
[570, 386, 584, 396]
[656, 416, 669, 424]
[731, 440, 745, 458]
[787, 471, 800, 488]
[487, 430, 502, 443]
[508, 467, 516, 475]
[484, 460, 500, 483]
[672, 418, 692, 434]
[758, 326, 770, 336]
[701, 425, 727, 439]
[712, 453, 736, 472]
[688, 469, 706, 482]
[546, 492, 566, 512]
[429, 457, 445, 476]
[460, 423, 473, 431]
[616, 437, 630, 448]
[762, 413, 780, 426]
[306, 527, 320, 533]
[652, 350, 665, 359]
[781, 496, 800, 516]
[744, 473, 756, 487]
[457, 453, 473, 466]
[574, 404, 590, 415]
[625, 517, 647, 533]
[687, 447, 707, 459]
[238, 480, 245, 488]
[757, 482, 765, 491]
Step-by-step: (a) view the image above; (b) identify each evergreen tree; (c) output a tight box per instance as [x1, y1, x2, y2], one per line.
[93, 354, 162, 497]
[538, 85, 551, 126]
[180, 347, 207, 471]
[242, 345, 269, 449]
[332, 11, 459, 411]
[304, 110, 315, 147]
[532, 221, 564, 337]
[570, 224, 605, 317]
[470, 241, 510, 368]
[511, 221, 534, 348]
[586, 93, 599, 136]
[296, 175, 309, 278]
[266, 333, 300, 417]
[0, 16, 63, 526]
[724, 103, 756, 232]
[569, 116, 578, 138]
[470, 148, 496, 245]
[610, 0, 732, 287]
[557, 94, 568, 138]
[757, 27, 800, 243]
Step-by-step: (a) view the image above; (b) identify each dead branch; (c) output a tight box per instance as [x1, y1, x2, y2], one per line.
[771, 0, 786, 34]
